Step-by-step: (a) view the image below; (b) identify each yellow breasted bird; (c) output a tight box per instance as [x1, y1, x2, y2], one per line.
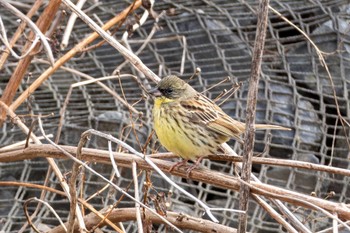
[150, 75, 290, 173]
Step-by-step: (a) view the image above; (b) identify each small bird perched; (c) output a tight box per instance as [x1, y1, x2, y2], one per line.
[150, 75, 290, 173]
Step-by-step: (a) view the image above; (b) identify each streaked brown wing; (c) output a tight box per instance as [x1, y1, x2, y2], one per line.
[180, 94, 244, 142]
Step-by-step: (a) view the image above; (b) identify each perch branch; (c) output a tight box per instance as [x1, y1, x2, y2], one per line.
[2, 144, 350, 220]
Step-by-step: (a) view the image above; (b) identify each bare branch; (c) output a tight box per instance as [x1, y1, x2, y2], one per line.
[0, 0, 55, 65]
[62, 0, 159, 83]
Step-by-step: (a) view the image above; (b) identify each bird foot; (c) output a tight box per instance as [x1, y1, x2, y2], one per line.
[169, 157, 205, 177]
[168, 159, 189, 173]
[185, 157, 204, 177]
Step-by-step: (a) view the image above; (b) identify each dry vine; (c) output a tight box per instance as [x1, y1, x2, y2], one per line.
[0, 1, 349, 233]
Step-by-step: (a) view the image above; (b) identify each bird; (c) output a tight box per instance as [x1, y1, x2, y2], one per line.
[150, 75, 290, 174]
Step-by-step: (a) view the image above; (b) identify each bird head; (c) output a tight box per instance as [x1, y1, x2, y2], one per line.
[149, 75, 197, 101]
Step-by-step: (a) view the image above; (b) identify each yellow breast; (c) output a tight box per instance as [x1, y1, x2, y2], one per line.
[152, 97, 217, 160]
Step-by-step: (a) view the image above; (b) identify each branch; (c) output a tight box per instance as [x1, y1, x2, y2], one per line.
[7, 0, 142, 114]
[2, 144, 350, 220]
[238, 0, 270, 232]
[0, 101, 87, 231]
[0, 0, 55, 65]
[37, 122, 184, 233]
[61, 0, 159, 83]
[49, 207, 237, 233]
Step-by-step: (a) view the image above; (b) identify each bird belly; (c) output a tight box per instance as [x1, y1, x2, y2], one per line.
[153, 105, 225, 160]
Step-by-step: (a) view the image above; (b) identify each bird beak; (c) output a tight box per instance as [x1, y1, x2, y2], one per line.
[148, 87, 162, 97]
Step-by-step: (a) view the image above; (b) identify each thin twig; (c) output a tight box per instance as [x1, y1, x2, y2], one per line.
[61, 0, 87, 49]
[0, 101, 87, 231]
[8, 0, 142, 114]
[86, 129, 220, 222]
[54, 74, 142, 143]
[62, 0, 159, 83]
[81, 0, 138, 53]
[0, 134, 52, 151]
[121, 0, 153, 51]
[23, 197, 67, 233]
[37, 122, 183, 233]
[317, 220, 350, 233]
[239, 178, 350, 231]
[0, 17, 41, 60]
[18, 165, 53, 233]
[0, 181, 136, 232]
[201, 76, 231, 94]
[66, 126, 89, 233]
[269, 5, 350, 148]
[223, 142, 306, 233]
[0, 0, 55, 65]
[238, 0, 270, 232]
[207, 154, 350, 177]
[132, 161, 144, 233]
[114, 17, 159, 73]
[141, 34, 190, 76]
[108, 141, 121, 177]
[38, 59, 144, 114]
[0, 0, 62, 126]
[50, 207, 237, 233]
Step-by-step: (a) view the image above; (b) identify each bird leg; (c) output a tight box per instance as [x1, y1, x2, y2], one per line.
[185, 156, 204, 177]
[169, 159, 189, 172]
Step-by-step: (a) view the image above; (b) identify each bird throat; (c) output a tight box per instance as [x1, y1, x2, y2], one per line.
[154, 97, 176, 107]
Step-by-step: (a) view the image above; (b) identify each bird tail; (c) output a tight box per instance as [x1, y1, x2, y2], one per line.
[254, 124, 291, 131]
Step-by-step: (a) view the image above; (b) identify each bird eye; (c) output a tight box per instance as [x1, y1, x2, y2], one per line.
[160, 88, 173, 96]
[165, 88, 173, 94]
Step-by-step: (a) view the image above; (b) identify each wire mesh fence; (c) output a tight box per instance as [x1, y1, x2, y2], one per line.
[0, 0, 350, 232]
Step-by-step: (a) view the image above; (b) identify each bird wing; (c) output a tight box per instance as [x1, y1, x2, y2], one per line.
[180, 94, 244, 142]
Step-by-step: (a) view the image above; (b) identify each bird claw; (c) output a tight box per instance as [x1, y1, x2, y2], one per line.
[169, 159, 188, 173]
[185, 165, 197, 177]
[169, 157, 204, 178]
[185, 157, 204, 177]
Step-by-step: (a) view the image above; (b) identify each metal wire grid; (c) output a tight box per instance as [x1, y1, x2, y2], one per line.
[0, 0, 350, 232]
